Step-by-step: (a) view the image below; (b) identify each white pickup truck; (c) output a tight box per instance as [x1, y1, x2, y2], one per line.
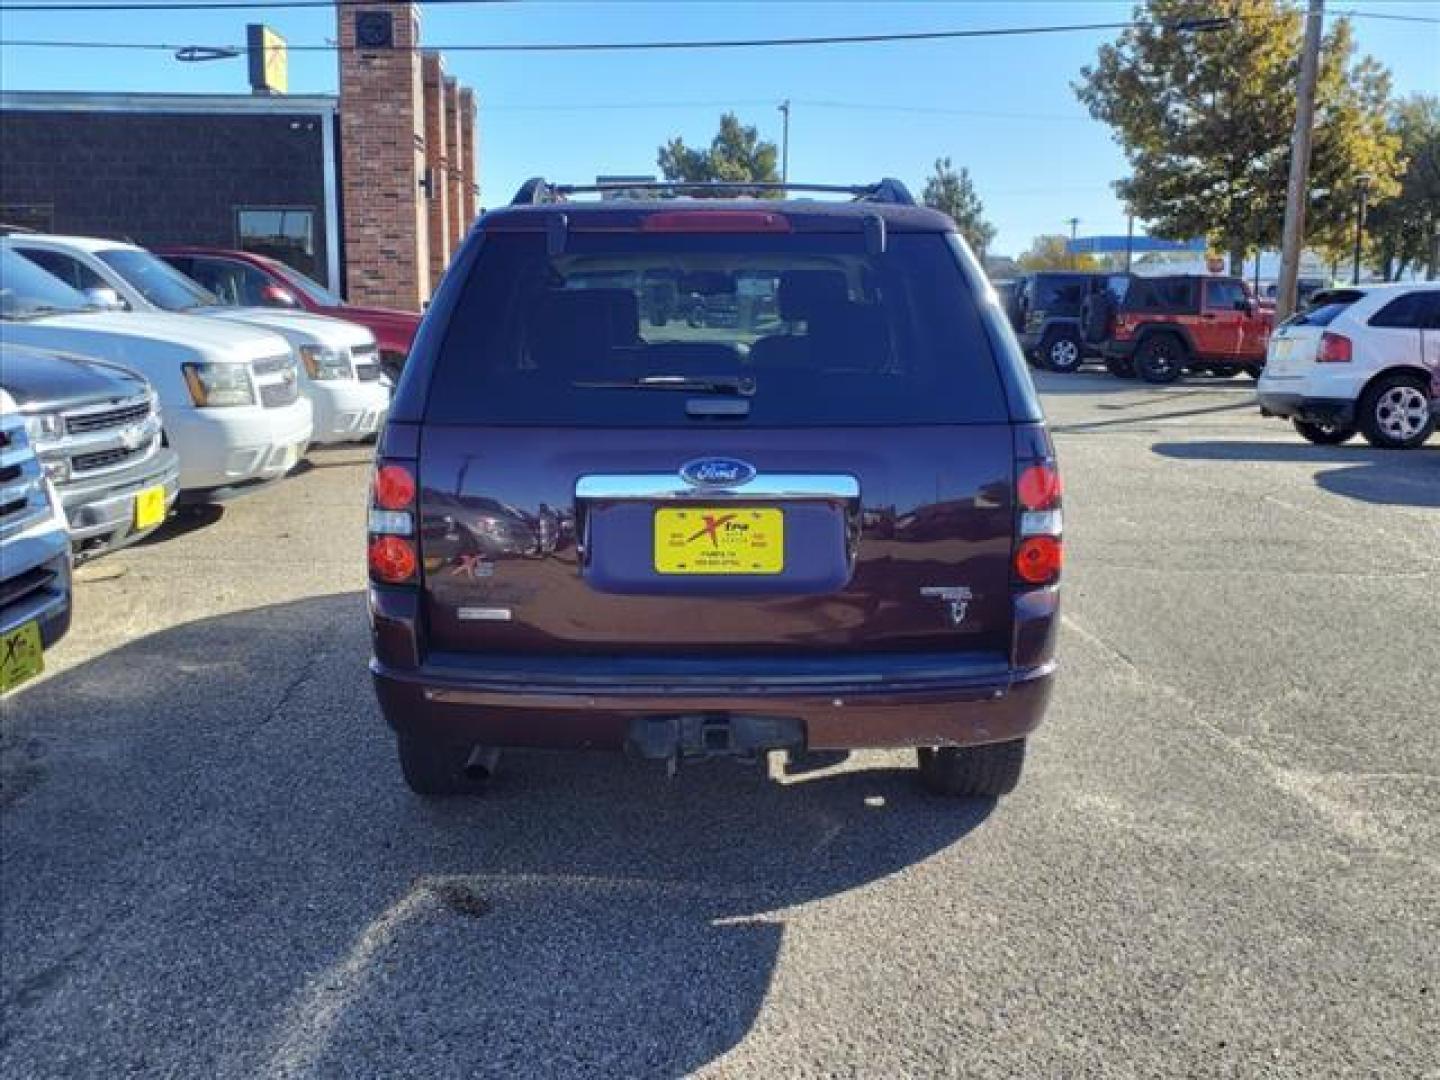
[5, 236, 389, 446]
[1, 247, 312, 500]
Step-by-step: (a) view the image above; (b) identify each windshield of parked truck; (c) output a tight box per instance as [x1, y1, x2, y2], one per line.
[268, 260, 342, 307]
[97, 248, 219, 312]
[0, 248, 98, 319]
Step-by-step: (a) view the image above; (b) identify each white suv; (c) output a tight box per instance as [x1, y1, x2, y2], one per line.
[1, 248, 312, 499]
[5, 236, 389, 446]
[1258, 282, 1440, 448]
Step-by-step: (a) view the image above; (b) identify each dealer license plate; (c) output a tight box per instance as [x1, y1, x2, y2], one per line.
[134, 485, 167, 530]
[0, 621, 44, 695]
[654, 508, 784, 575]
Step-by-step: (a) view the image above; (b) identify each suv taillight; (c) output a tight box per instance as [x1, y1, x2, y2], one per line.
[1317, 332, 1352, 363]
[369, 461, 418, 584]
[1014, 460, 1063, 588]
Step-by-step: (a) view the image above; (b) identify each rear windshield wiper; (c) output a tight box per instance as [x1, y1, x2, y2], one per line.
[572, 374, 756, 397]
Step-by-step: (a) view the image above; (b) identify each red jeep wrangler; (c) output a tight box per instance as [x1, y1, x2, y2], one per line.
[1099, 275, 1272, 383]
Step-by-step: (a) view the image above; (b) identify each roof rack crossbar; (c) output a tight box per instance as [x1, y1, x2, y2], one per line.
[509, 177, 916, 207]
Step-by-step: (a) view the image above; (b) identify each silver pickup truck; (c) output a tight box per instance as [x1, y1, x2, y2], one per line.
[0, 390, 71, 694]
[0, 343, 180, 561]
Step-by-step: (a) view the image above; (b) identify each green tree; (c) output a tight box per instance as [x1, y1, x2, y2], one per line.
[1075, 0, 1401, 273]
[1366, 96, 1440, 280]
[1016, 235, 1101, 272]
[921, 158, 997, 259]
[657, 113, 780, 190]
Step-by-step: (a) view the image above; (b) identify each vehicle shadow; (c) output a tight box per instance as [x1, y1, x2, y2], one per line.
[1314, 460, 1440, 508]
[1151, 440, 1440, 509]
[134, 502, 226, 547]
[0, 594, 992, 1079]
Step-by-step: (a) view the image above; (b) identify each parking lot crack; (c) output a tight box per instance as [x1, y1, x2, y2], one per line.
[252, 646, 326, 734]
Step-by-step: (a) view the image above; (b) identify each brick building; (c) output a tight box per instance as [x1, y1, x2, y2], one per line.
[0, 2, 475, 311]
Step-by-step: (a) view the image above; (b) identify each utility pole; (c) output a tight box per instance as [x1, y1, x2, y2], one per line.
[778, 100, 791, 184]
[1124, 213, 1135, 272]
[1275, 0, 1324, 322]
[1067, 217, 1080, 270]
[1351, 173, 1372, 284]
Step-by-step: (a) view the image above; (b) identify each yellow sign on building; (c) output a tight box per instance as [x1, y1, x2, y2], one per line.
[247, 24, 288, 96]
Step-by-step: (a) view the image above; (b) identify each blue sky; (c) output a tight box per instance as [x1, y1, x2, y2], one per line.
[1, 0, 1436, 256]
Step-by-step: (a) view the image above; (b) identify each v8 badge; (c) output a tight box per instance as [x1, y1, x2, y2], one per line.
[919, 585, 973, 627]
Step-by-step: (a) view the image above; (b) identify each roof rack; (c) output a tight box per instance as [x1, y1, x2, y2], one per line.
[509, 177, 916, 207]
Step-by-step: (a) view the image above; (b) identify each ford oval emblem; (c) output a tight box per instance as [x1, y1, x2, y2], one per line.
[680, 457, 757, 489]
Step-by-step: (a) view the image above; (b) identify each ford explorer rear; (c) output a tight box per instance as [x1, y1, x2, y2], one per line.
[369, 179, 1061, 801]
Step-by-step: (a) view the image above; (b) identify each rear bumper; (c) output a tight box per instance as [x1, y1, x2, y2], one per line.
[371, 653, 1054, 752]
[1257, 392, 1355, 426]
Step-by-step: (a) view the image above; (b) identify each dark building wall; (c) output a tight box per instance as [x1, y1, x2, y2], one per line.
[0, 109, 332, 281]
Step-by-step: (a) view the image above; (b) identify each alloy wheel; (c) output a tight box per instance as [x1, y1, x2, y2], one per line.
[1049, 338, 1080, 371]
[1375, 385, 1430, 441]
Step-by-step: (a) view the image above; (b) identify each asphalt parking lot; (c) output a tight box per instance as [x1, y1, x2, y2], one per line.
[2, 370, 1436, 1078]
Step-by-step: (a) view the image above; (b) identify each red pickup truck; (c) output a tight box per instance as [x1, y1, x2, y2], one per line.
[157, 247, 421, 383]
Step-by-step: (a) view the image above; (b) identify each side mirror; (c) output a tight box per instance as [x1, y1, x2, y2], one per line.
[84, 286, 126, 311]
[259, 284, 300, 308]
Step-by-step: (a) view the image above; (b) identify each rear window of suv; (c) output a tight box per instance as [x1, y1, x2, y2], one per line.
[425, 230, 1007, 426]
[1285, 289, 1365, 328]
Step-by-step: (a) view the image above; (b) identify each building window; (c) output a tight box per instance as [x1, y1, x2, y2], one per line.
[235, 207, 316, 278]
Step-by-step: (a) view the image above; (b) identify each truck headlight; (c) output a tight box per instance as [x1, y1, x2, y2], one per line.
[299, 345, 352, 381]
[23, 412, 64, 445]
[182, 363, 255, 408]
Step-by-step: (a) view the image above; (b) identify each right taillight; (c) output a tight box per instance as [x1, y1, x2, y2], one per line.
[1015, 460, 1063, 587]
[1317, 332, 1352, 363]
[369, 460, 418, 584]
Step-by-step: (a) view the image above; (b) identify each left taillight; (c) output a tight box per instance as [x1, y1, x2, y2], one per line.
[1317, 332, 1352, 363]
[369, 461, 418, 584]
[1014, 457, 1063, 588]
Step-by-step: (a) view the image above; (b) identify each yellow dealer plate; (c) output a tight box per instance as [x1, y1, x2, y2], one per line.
[134, 486, 168, 530]
[0, 621, 44, 695]
[654, 508, 784, 575]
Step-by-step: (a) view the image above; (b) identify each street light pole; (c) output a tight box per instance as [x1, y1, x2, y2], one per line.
[1275, 0, 1324, 323]
[1351, 173, 1372, 285]
[778, 100, 790, 184]
[1068, 217, 1080, 270]
[1125, 213, 1134, 272]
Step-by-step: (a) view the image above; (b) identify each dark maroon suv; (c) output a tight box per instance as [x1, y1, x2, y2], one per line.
[369, 178, 1061, 799]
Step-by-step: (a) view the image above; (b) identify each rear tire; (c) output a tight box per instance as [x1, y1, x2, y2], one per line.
[1293, 418, 1356, 445]
[1105, 356, 1136, 379]
[1040, 328, 1085, 374]
[1357, 373, 1434, 449]
[1135, 334, 1185, 384]
[917, 740, 1027, 798]
[396, 734, 488, 797]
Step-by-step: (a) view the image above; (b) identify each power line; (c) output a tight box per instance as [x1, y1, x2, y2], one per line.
[1333, 8, 1440, 23]
[0, 18, 1170, 53]
[0, 0, 509, 9]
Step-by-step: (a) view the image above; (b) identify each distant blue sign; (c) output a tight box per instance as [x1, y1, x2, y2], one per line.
[1068, 236, 1207, 255]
